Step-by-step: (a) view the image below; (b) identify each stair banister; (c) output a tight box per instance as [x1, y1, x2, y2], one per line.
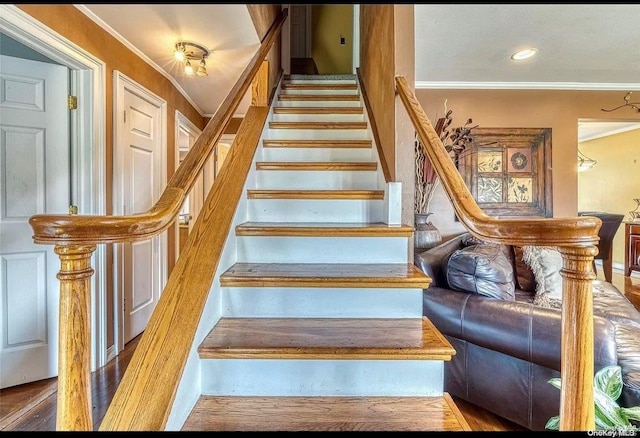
[395, 75, 600, 431]
[27, 8, 287, 431]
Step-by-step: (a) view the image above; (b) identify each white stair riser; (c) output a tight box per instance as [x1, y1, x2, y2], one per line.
[248, 199, 384, 223]
[279, 89, 359, 96]
[271, 113, 365, 123]
[201, 360, 444, 396]
[222, 287, 423, 318]
[236, 236, 408, 263]
[275, 100, 362, 108]
[266, 128, 368, 140]
[255, 170, 377, 190]
[261, 147, 372, 162]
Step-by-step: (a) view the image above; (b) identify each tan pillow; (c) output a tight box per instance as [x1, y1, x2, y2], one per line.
[513, 246, 537, 292]
[522, 245, 563, 309]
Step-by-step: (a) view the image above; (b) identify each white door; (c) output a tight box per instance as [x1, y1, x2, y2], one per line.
[0, 55, 69, 388]
[115, 72, 167, 345]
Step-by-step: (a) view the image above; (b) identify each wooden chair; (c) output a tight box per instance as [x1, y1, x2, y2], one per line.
[578, 211, 625, 282]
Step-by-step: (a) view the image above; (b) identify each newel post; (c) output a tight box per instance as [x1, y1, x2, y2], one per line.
[54, 244, 97, 431]
[558, 245, 598, 431]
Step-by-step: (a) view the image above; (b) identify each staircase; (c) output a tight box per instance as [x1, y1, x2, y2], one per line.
[179, 74, 468, 431]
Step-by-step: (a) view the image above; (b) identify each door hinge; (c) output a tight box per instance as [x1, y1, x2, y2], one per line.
[67, 95, 77, 110]
[68, 205, 78, 215]
[124, 110, 126, 123]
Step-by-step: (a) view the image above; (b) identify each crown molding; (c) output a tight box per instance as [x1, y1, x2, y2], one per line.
[74, 5, 204, 117]
[415, 81, 640, 91]
[578, 123, 640, 143]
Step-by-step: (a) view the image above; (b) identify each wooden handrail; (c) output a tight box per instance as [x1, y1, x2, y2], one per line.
[29, 9, 288, 246]
[100, 104, 270, 431]
[27, 8, 287, 431]
[395, 75, 599, 431]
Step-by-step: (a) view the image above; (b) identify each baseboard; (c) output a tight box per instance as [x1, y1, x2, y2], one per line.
[596, 260, 640, 279]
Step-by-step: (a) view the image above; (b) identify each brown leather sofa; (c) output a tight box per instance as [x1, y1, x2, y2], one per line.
[415, 233, 640, 431]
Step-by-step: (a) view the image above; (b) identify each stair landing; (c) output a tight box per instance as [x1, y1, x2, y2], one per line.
[182, 393, 471, 431]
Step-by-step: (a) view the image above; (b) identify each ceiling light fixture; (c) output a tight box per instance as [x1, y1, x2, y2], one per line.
[578, 150, 597, 172]
[511, 48, 538, 61]
[174, 41, 210, 77]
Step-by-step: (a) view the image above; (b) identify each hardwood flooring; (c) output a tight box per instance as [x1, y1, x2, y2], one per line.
[2, 269, 638, 431]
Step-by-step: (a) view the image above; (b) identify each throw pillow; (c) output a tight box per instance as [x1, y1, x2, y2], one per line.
[446, 243, 516, 300]
[513, 246, 537, 292]
[522, 245, 563, 309]
[461, 233, 488, 247]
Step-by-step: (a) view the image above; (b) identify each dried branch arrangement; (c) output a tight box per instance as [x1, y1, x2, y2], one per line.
[414, 101, 478, 214]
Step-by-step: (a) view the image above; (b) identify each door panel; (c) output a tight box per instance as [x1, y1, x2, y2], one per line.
[119, 80, 165, 344]
[0, 55, 69, 388]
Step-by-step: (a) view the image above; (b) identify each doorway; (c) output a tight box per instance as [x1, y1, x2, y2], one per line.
[577, 120, 640, 274]
[175, 110, 204, 257]
[0, 5, 107, 385]
[288, 4, 356, 75]
[0, 54, 69, 388]
[113, 71, 167, 347]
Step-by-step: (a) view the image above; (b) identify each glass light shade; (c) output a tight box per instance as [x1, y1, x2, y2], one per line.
[578, 150, 596, 172]
[196, 59, 207, 77]
[184, 59, 194, 75]
[174, 45, 185, 62]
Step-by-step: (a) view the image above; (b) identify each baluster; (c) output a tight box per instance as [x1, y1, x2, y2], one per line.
[558, 245, 598, 431]
[54, 244, 97, 431]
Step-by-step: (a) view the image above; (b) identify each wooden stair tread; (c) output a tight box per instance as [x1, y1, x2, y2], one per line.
[247, 189, 384, 200]
[278, 94, 360, 101]
[256, 162, 377, 171]
[281, 83, 358, 90]
[219, 262, 431, 288]
[235, 221, 413, 237]
[273, 106, 363, 114]
[269, 121, 367, 129]
[198, 317, 454, 360]
[182, 393, 471, 431]
[262, 139, 371, 148]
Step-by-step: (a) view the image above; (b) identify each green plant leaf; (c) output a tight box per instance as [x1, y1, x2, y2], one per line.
[596, 414, 614, 430]
[548, 377, 561, 390]
[621, 406, 640, 422]
[546, 366, 640, 430]
[594, 386, 628, 428]
[595, 366, 623, 401]
[545, 415, 560, 430]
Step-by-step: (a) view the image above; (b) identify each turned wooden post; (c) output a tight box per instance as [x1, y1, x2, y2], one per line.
[558, 245, 598, 431]
[55, 244, 97, 431]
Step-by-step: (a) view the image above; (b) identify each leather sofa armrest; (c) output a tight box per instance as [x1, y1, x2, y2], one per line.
[424, 287, 618, 370]
[414, 234, 467, 288]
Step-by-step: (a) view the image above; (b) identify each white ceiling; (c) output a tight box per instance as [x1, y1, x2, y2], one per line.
[75, 3, 640, 126]
[77, 4, 260, 117]
[578, 121, 640, 142]
[414, 4, 640, 89]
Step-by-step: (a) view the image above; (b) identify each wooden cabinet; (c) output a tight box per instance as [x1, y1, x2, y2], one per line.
[625, 222, 640, 276]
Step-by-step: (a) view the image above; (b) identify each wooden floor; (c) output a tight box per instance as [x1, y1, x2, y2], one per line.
[2, 268, 638, 431]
